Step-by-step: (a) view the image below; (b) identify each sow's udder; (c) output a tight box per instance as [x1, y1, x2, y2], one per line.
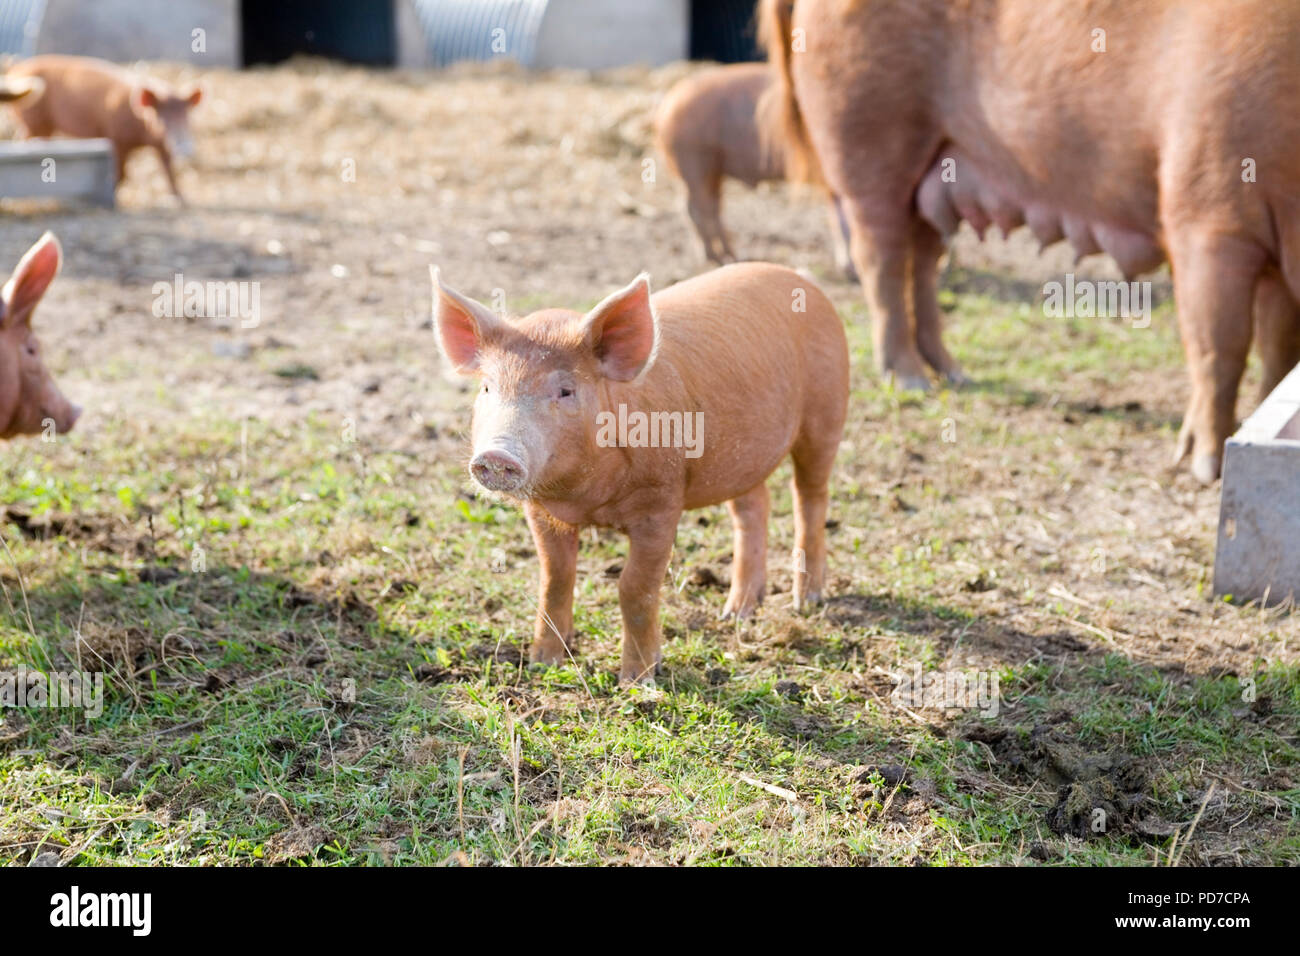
[915, 148, 1165, 279]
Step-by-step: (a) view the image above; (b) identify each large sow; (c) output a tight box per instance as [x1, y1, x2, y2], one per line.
[761, 0, 1300, 482]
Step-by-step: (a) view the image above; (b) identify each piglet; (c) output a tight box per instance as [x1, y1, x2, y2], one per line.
[656, 63, 856, 279]
[5, 55, 201, 201]
[434, 262, 849, 684]
[1, 233, 81, 440]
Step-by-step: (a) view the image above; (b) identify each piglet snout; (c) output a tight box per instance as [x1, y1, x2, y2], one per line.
[470, 447, 527, 492]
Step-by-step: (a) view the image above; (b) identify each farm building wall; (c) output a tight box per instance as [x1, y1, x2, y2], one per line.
[403, 0, 688, 70]
[35, 0, 239, 66]
[19, 0, 693, 70]
[534, 0, 688, 69]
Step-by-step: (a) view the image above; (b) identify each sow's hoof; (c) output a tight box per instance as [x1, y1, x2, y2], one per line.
[1191, 452, 1221, 486]
[891, 371, 931, 393]
[942, 367, 972, 388]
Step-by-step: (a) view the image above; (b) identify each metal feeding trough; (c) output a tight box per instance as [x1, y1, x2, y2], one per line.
[1213, 363, 1300, 603]
[0, 137, 115, 207]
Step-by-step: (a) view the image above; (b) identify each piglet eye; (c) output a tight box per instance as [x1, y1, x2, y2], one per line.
[559, 387, 574, 398]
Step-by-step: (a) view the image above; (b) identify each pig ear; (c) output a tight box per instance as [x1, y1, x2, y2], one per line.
[431, 266, 504, 374]
[2, 232, 61, 329]
[582, 274, 658, 382]
[136, 86, 159, 110]
[185, 87, 202, 108]
[0, 76, 42, 104]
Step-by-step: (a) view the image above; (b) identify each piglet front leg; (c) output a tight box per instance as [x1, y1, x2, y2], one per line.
[618, 514, 680, 684]
[156, 144, 185, 203]
[525, 501, 579, 666]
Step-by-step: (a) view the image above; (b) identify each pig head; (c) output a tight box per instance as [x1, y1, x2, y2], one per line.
[431, 266, 656, 498]
[136, 84, 202, 160]
[0, 233, 81, 440]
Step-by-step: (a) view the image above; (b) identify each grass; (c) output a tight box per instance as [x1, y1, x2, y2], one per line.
[1, 284, 1297, 866]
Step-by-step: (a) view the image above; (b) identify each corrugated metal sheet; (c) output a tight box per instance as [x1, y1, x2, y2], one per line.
[411, 0, 549, 68]
[0, 0, 44, 58]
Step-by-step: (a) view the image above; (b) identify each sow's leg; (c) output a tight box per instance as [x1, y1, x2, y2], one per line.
[844, 200, 931, 391]
[791, 13, 937, 391]
[1252, 269, 1300, 400]
[1167, 228, 1265, 483]
[826, 195, 858, 282]
[912, 217, 967, 385]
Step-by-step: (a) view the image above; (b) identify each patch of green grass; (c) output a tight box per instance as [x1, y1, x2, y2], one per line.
[0, 291, 1296, 865]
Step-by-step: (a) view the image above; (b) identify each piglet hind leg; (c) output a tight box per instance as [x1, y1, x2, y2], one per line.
[721, 482, 769, 619]
[790, 432, 838, 611]
[685, 176, 736, 266]
[525, 502, 579, 667]
[1168, 229, 1265, 484]
[618, 516, 679, 685]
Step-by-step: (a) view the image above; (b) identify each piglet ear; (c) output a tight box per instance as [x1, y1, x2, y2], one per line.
[431, 267, 503, 374]
[0, 76, 43, 104]
[136, 86, 159, 110]
[2, 232, 61, 329]
[582, 274, 658, 382]
[186, 86, 203, 108]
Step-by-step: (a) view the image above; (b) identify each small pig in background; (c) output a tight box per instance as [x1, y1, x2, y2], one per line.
[4, 55, 201, 201]
[0, 232, 81, 440]
[655, 62, 856, 280]
[433, 262, 849, 684]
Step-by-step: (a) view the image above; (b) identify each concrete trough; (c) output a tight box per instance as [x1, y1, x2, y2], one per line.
[1213, 363, 1300, 603]
[0, 137, 115, 207]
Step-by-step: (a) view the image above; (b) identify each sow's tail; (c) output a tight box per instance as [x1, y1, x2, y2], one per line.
[756, 0, 823, 185]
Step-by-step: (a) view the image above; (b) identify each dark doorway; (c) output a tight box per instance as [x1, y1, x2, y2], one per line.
[689, 0, 763, 63]
[241, 0, 397, 66]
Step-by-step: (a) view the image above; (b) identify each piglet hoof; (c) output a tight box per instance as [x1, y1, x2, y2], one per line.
[792, 590, 823, 614]
[529, 636, 574, 667]
[720, 591, 763, 620]
[942, 368, 971, 388]
[1191, 452, 1222, 486]
[619, 662, 660, 687]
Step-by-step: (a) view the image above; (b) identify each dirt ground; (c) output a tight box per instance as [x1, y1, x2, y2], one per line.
[1, 57, 1163, 446]
[0, 57, 1258, 667]
[0, 58, 1295, 866]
